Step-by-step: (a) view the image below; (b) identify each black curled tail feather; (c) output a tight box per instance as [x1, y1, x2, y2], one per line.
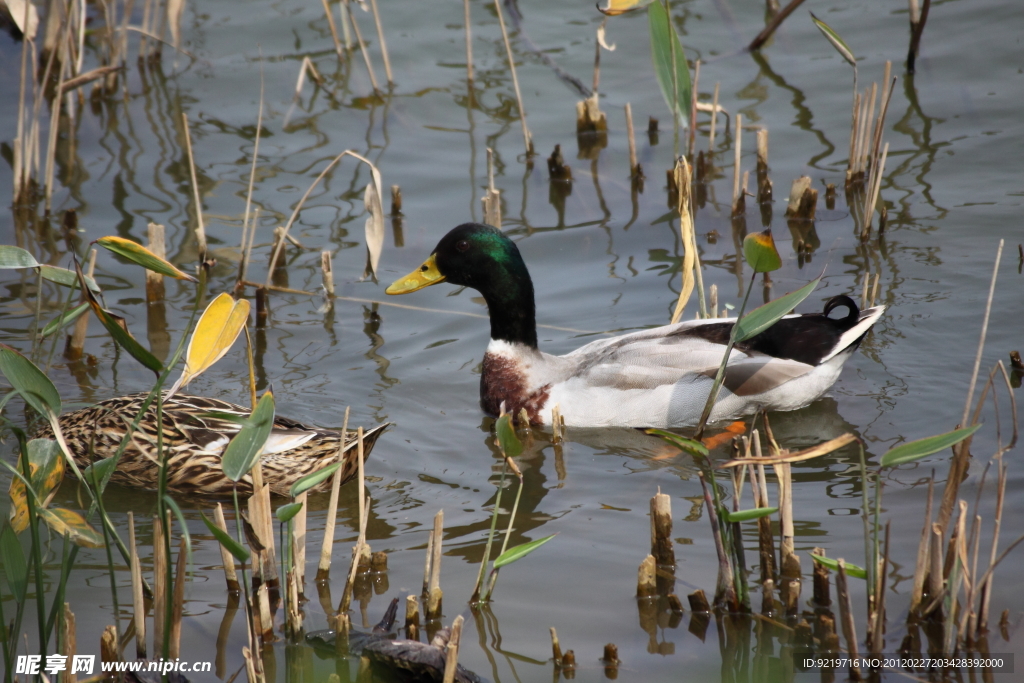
[823, 295, 859, 327]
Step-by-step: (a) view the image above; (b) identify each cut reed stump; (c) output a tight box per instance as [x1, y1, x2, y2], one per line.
[100, 625, 120, 675]
[636, 555, 657, 598]
[550, 626, 563, 663]
[61, 603, 77, 683]
[784, 176, 817, 220]
[755, 129, 772, 205]
[836, 559, 861, 678]
[406, 595, 420, 642]
[425, 510, 444, 622]
[650, 491, 674, 568]
[602, 643, 620, 677]
[812, 548, 831, 607]
[128, 512, 147, 659]
[145, 222, 166, 302]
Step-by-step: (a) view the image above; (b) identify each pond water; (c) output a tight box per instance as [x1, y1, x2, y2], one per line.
[1, 0, 1023, 680]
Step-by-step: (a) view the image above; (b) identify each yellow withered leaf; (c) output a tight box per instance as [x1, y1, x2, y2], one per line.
[179, 293, 251, 388]
[8, 439, 65, 533]
[597, 0, 655, 16]
[96, 236, 197, 282]
[38, 508, 104, 548]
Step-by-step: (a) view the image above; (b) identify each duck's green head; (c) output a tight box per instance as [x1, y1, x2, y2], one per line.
[386, 223, 537, 347]
[386, 223, 529, 294]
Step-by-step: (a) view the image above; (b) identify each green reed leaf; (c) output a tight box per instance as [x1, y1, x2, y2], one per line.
[880, 425, 982, 468]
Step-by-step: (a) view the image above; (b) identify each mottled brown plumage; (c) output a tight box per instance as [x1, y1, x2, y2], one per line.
[34, 393, 388, 496]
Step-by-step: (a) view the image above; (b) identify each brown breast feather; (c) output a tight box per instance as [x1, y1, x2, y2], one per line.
[481, 352, 551, 425]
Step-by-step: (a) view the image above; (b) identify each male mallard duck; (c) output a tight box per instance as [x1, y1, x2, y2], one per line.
[35, 393, 388, 496]
[386, 223, 885, 428]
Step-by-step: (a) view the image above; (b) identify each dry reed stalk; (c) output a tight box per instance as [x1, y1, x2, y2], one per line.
[61, 602, 77, 683]
[368, 0, 392, 84]
[426, 510, 444, 621]
[257, 583, 273, 644]
[128, 512, 147, 658]
[860, 142, 889, 239]
[337, 503, 370, 615]
[493, 0, 533, 156]
[463, 0, 473, 83]
[688, 60, 700, 157]
[64, 247, 95, 360]
[319, 251, 335, 298]
[389, 185, 403, 216]
[748, 0, 808, 51]
[169, 537, 187, 658]
[625, 103, 640, 179]
[708, 82, 720, 153]
[938, 241, 1004, 532]
[347, 2, 381, 93]
[551, 404, 563, 443]
[960, 512, 984, 640]
[213, 503, 240, 593]
[294, 491, 308, 596]
[181, 113, 207, 260]
[320, 0, 343, 59]
[870, 65, 894, 166]
[756, 129, 772, 204]
[869, 522, 890, 654]
[863, 83, 878, 170]
[356, 427, 371, 567]
[317, 407, 350, 580]
[483, 148, 501, 228]
[43, 61, 67, 212]
[709, 284, 718, 318]
[910, 476, 933, 614]
[422, 530, 433, 605]
[978, 459, 1006, 635]
[287, 563, 302, 636]
[835, 560, 860, 677]
[441, 615, 464, 683]
[670, 156, 706, 321]
[145, 222, 166, 302]
[264, 150, 382, 289]
[852, 92, 868, 176]
[405, 595, 420, 641]
[784, 176, 817, 220]
[846, 91, 860, 183]
[732, 113, 743, 215]
[925, 523, 943, 616]
[777, 463, 794, 561]
[906, 0, 931, 74]
[650, 491, 674, 567]
[100, 625, 120, 672]
[699, 472, 736, 609]
[153, 514, 167, 654]
[636, 554, 656, 597]
[550, 626, 563, 664]
[242, 646, 257, 683]
[812, 548, 830, 606]
[688, 590, 712, 618]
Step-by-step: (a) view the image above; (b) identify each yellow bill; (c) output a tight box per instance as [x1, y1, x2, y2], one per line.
[385, 254, 445, 295]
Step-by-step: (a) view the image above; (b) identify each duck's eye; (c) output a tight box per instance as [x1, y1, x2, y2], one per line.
[456, 239, 470, 252]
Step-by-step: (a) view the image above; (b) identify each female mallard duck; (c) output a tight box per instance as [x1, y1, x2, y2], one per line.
[386, 223, 885, 428]
[35, 393, 388, 496]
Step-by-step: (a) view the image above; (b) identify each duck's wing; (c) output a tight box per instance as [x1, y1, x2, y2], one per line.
[165, 395, 329, 457]
[564, 329, 815, 394]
